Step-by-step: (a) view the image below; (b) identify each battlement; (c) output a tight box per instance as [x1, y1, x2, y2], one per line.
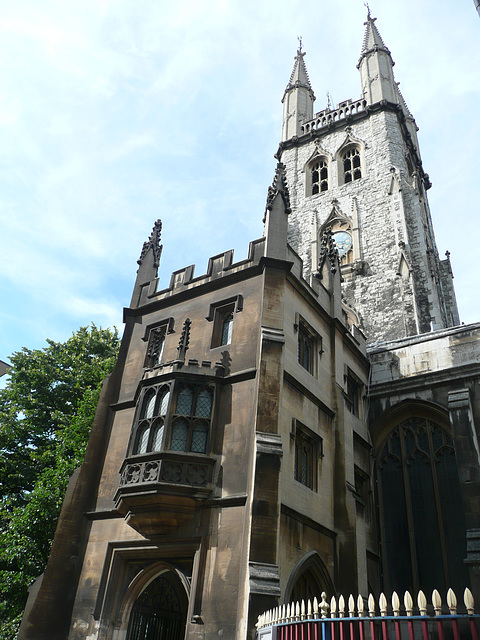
[145, 237, 266, 303]
[301, 98, 367, 135]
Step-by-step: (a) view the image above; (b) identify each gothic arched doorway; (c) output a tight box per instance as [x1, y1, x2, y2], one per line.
[126, 571, 188, 640]
[285, 551, 335, 604]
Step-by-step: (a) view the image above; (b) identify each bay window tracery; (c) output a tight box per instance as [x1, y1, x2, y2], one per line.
[170, 385, 213, 454]
[131, 382, 214, 457]
[134, 386, 171, 454]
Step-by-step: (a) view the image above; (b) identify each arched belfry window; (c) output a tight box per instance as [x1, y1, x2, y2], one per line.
[376, 411, 468, 597]
[310, 158, 328, 195]
[342, 147, 361, 183]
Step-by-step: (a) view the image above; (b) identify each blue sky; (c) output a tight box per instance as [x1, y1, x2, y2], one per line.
[0, 0, 478, 363]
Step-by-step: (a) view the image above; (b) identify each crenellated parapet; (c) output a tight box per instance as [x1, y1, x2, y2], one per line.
[140, 237, 266, 307]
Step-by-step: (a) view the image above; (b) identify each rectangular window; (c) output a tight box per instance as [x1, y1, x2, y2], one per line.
[207, 295, 243, 349]
[143, 318, 175, 368]
[211, 303, 235, 348]
[296, 317, 321, 375]
[345, 370, 363, 417]
[293, 421, 322, 491]
[146, 326, 166, 367]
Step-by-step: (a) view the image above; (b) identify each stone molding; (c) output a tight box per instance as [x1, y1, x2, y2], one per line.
[256, 432, 283, 457]
[249, 562, 281, 596]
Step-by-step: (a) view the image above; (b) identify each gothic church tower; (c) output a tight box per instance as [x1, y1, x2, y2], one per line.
[279, 14, 459, 343]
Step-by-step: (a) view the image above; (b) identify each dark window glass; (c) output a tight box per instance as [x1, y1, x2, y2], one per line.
[378, 417, 468, 596]
[298, 324, 315, 374]
[294, 424, 321, 491]
[191, 422, 208, 453]
[176, 387, 193, 415]
[171, 419, 188, 451]
[342, 148, 362, 183]
[310, 159, 328, 195]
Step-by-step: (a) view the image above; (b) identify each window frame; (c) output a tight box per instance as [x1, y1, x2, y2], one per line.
[132, 384, 172, 455]
[143, 317, 175, 368]
[292, 420, 323, 491]
[344, 368, 363, 418]
[295, 315, 322, 376]
[338, 144, 363, 186]
[129, 381, 214, 457]
[308, 157, 329, 196]
[207, 295, 243, 349]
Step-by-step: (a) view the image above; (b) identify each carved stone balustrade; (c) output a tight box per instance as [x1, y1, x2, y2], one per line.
[114, 451, 215, 537]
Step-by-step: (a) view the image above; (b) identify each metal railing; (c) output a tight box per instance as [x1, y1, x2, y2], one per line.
[256, 588, 480, 639]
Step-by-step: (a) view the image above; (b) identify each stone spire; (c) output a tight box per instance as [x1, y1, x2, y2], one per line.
[357, 12, 398, 105]
[281, 42, 315, 141]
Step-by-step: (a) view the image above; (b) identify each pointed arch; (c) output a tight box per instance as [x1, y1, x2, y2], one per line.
[319, 203, 354, 266]
[371, 399, 469, 597]
[304, 145, 332, 196]
[117, 562, 190, 640]
[284, 551, 335, 604]
[336, 132, 366, 186]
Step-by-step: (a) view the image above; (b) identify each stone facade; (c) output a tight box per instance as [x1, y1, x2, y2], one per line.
[279, 15, 459, 343]
[19, 13, 480, 640]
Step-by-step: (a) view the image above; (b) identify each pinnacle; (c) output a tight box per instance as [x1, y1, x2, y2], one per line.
[264, 162, 291, 221]
[138, 218, 163, 268]
[285, 46, 313, 93]
[318, 227, 339, 275]
[359, 12, 391, 59]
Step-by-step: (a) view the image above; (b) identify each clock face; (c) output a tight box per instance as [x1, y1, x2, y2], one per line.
[332, 231, 352, 256]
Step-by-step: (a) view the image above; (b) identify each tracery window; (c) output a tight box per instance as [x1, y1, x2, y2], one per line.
[342, 147, 362, 183]
[377, 416, 468, 596]
[170, 385, 213, 454]
[311, 159, 328, 195]
[133, 385, 171, 454]
[131, 383, 214, 456]
[144, 319, 175, 367]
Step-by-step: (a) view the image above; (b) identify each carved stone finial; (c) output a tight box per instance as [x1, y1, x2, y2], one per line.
[317, 226, 340, 277]
[297, 35, 303, 55]
[264, 162, 291, 221]
[138, 219, 163, 268]
[176, 318, 191, 362]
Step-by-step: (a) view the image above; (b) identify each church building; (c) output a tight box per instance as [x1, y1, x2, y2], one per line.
[19, 13, 480, 640]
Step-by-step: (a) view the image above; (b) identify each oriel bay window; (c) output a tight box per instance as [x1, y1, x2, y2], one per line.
[133, 385, 171, 454]
[130, 382, 214, 456]
[170, 385, 213, 454]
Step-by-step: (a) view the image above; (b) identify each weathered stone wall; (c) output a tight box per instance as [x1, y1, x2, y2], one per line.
[280, 107, 452, 343]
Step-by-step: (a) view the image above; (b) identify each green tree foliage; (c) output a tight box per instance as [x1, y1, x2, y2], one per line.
[0, 325, 119, 639]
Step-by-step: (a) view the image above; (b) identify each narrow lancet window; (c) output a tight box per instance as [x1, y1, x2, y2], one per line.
[311, 159, 328, 195]
[343, 148, 362, 183]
